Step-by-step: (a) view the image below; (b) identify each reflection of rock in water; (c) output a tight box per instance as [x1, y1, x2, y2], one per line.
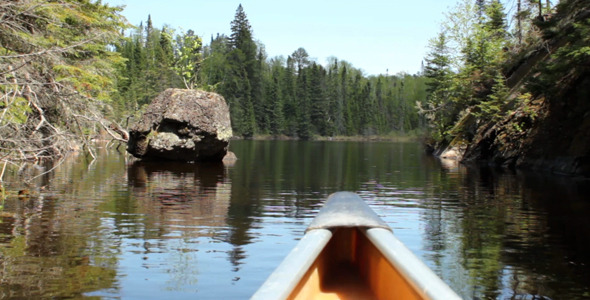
[439, 157, 459, 171]
[127, 161, 231, 238]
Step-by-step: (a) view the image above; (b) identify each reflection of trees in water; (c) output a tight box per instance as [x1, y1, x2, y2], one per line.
[223, 140, 451, 269]
[0, 147, 125, 299]
[163, 238, 200, 291]
[420, 163, 590, 299]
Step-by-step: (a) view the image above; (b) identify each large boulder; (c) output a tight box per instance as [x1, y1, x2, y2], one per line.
[127, 88, 232, 162]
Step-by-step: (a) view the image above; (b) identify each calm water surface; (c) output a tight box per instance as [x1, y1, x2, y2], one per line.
[1, 140, 589, 299]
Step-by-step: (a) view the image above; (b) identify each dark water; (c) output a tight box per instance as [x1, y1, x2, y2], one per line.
[1, 140, 589, 299]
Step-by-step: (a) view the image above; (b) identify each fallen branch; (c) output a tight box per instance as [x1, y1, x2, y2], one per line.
[109, 122, 129, 142]
[94, 113, 129, 143]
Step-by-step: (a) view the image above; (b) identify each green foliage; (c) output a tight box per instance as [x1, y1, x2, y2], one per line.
[113, 16, 183, 113]
[0, 0, 129, 160]
[111, 4, 428, 139]
[485, 0, 508, 36]
[174, 30, 203, 89]
[474, 73, 509, 123]
[527, 4, 590, 96]
[223, 4, 258, 138]
[0, 96, 32, 125]
[421, 0, 510, 144]
[420, 0, 589, 155]
[421, 32, 457, 143]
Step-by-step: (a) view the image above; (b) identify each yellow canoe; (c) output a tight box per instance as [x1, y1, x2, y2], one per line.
[252, 192, 461, 300]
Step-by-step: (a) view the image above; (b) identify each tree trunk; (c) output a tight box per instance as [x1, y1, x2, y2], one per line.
[517, 0, 522, 46]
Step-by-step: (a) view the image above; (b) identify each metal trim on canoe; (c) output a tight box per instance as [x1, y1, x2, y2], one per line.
[364, 228, 461, 300]
[306, 191, 391, 232]
[251, 191, 461, 300]
[251, 229, 332, 300]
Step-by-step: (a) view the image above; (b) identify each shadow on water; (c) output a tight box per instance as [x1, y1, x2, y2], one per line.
[509, 173, 590, 298]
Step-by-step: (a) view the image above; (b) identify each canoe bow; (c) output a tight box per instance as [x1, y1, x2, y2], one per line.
[252, 191, 461, 300]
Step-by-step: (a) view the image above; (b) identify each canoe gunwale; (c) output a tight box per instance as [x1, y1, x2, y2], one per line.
[251, 228, 332, 300]
[364, 227, 462, 300]
[251, 192, 461, 300]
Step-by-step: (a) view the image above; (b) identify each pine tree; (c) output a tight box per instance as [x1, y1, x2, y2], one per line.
[340, 65, 350, 135]
[146, 15, 154, 48]
[359, 80, 373, 135]
[252, 47, 266, 132]
[157, 27, 174, 66]
[267, 74, 284, 135]
[230, 5, 252, 50]
[156, 26, 182, 90]
[296, 68, 312, 139]
[346, 73, 362, 135]
[227, 4, 257, 137]
[424, 33, 452, 95]
[282, 56, 298, 136]
[200, 34, 230, 90]
[486, 0, 508, 38]
[421, 32, 455, 142]
[326, 59, 343, 136]
[309, 63, 328, 135]
[374, 77, 386, 133]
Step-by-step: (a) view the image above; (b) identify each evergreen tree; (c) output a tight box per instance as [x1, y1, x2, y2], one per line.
[345, 73, 362, 135]
[485, 0, 508, 36]
[227, 4, 257, 137]
[359, 80, 373, 135]
[374, 77, 386, 133]
[282, 56, 298, 136]
[309, 63, 328, 135]
[154, 26, 181, 90]
[230, 5, 253, 50]
[267, 65, 284, 135]
[326, 59, 343, 136]
[424, 33, 453, 95]
[296, 68, 312, 139]
[157, 27, 174, 67]
[420, 0, 512, 144]
[421, 32, 455, 142]
[200, 34, 231, 90]
[252, 47, 267, 132]
[146, 15, 154, 48]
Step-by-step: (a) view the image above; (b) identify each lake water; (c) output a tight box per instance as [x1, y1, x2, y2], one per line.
[1, 140, 589, 299]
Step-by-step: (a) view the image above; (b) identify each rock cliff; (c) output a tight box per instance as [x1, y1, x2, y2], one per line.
[442, 0, 590, 177]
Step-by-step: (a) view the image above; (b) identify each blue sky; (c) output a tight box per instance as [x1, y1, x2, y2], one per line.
[104, 0, 461, 76]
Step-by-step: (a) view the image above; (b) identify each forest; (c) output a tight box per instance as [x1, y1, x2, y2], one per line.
[113, 6, 426, 139]
[1, 0, 588, 166]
